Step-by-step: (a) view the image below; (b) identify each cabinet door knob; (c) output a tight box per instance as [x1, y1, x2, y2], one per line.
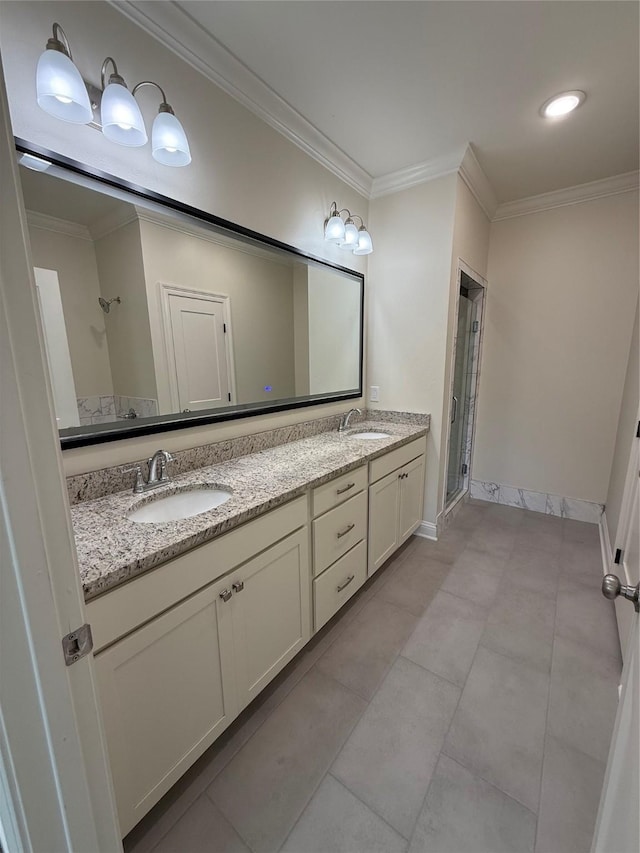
[219, 589, 232, 602]
[337, 523, 355, 539]
[232, 581, 244, 593]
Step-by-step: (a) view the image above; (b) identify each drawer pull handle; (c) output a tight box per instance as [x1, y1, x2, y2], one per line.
[232, 581, 244, 593]
[336, 574, 355, 593]
[337, 523, 355, 539]
[336, 482, 355, 495]
[219, 589, 232, 602]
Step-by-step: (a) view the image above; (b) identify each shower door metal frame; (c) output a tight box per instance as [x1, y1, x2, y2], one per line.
[442, 260, 487, 517]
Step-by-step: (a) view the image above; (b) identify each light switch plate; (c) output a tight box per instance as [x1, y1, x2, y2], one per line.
[369, 385, 379, 402]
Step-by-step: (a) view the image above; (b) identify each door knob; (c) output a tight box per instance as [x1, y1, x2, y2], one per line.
[602, 574, 640, 612]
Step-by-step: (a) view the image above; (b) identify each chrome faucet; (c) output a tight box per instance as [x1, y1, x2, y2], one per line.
[125, 449, 175, 494]
[338, 408, 362, 432]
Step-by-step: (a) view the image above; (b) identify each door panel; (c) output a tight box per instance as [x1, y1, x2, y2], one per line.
[399, 455, 426, 544]
[368, 471, 400, 575]
[168, 293, 231, 410]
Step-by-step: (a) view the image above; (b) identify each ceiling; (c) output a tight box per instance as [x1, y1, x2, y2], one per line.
[125, 1, 639, 204]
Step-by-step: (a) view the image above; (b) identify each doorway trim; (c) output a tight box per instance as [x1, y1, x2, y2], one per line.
[159, 282, 237, 412]
[440, 260, 487, 527]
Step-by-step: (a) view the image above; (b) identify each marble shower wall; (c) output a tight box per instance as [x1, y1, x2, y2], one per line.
[470, 479, 604, 524]
[77, 395, 159, 425]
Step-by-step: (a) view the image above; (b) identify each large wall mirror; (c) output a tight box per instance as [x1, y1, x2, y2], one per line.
[16, 143, 364, 448]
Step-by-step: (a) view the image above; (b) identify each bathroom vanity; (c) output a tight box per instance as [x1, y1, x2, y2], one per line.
[73, 418, 428, 834]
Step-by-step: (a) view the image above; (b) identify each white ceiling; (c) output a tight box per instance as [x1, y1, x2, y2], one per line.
[119, 1, 639, 204]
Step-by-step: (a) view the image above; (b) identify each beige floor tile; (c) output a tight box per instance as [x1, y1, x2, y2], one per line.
[208, 668, 366, 853]
[376, 553, 451, 615]
[152, 795, 249, 853]
[402, 590, 487, 686]
[562, 518, 601, 545]
[332, 657, 460, 838]
[481, 582, 555, 672]
[441, 547, 507, 606]
[409, 755, 536, 853]
[505, 546, 560, 600]
[483, 503, 527, 528]
[282, 774, 407, 853]
[547, 635, 621, 763]
[536, 736, 606, 853]
[444, 646, 548, 813]
[316, 597, 419, 700]
[555, 582, 621, 660]
[469, 524, 517, 560]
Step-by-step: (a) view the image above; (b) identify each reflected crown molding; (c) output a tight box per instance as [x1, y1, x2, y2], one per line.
[26, 210, 92, 241]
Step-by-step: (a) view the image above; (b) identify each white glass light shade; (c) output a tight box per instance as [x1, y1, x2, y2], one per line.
[340, 219, 359, 250]
[353, 227, 373, 255]
[36, 49, 92, 124]
[152, 111, 191, 166]
[324, 213, 345, 243]
[101, 83, 147, 146]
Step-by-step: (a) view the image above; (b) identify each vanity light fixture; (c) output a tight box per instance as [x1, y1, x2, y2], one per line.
[323, 202, 373, 256]
[540, 90, 586, 118]
[36, 23, 191, 166]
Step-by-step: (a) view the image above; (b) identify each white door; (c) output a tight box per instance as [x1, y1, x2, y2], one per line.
[0, 66, 121, 851]
[34, 267, 80, 428]
[591, 417, 639, 853]
[166, 291, 233, 411]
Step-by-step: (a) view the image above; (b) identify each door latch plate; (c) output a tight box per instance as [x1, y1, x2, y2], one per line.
[62, 623, 93, 666]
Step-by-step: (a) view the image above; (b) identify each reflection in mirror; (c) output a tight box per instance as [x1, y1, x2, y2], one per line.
[18, 152, 363, 446]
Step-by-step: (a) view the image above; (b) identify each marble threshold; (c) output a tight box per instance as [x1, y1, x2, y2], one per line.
[70, 414, 428, 602]
[470, 479, 604, 524]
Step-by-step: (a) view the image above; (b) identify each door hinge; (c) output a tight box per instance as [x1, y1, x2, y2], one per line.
[636, 420, 640, 439]
[472, 320, 479, 333]
[223, 322, 227, 333]
[462, 463, 468, 475]
[62, 623, 93, 666]
[614, 548, 623, 565]
[228, 392, 231, 402]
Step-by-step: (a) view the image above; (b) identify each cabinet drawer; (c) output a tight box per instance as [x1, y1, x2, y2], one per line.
[314, 540, 367, 630]
[369, 437, 426, 484]
[312, 465, 367, 518]
[312, 491, 367, 576]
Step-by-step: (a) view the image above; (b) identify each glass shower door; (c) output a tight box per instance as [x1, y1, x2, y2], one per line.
[446, 295, 476, 504]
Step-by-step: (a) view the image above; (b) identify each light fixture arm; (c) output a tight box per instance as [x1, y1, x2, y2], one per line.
[47, 23, 73, 58]
[132, 80, 174, 114]
[101, 57, 127, 89]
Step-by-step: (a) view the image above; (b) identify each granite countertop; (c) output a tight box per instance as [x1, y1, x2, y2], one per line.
[72, 420, 427, 601]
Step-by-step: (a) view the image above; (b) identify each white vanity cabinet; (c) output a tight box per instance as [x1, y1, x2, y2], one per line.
[368, 438, 426, 575]
[87, 497, 309, 836]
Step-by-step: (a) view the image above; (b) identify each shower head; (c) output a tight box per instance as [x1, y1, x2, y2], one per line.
[98, 296, 121, 314]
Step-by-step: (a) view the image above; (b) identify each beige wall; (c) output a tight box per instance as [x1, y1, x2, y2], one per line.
[605, 297, 639, 543]
[475, 190, 639, 503]
[368, 175, 457, 524]
[0, 0, 368, 473]
[27, 223, 114, 398]
[94, 220, 157, 401]
[292, 264, 310, 396]
[138, 219, 296, 410]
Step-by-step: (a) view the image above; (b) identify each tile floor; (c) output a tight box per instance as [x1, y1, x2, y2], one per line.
[124, 500, 622, 853]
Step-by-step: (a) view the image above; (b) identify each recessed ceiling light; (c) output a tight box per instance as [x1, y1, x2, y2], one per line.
[541, 90, 586, 118]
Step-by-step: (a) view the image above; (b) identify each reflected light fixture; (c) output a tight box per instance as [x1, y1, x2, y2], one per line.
[36, 23, 191, 166]
[323, 202, 373, 256]
[540, 90, 586, 118]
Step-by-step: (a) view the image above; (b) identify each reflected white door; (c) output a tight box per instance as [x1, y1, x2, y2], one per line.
[34, 267, 80, 428]
[166, 292, 233, 411]
[591, 418, 639, 853]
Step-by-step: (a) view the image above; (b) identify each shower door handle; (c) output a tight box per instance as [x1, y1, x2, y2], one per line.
[451, 396, 458, 424]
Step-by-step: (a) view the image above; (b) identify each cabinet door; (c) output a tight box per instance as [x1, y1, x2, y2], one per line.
[398, 455, 426, 544]
[231, 528, 310, 710]
[368, 469, 400, 576]
[94, 578, 237, 836]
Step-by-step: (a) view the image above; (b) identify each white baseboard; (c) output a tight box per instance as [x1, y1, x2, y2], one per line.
[599, 510, 613, 576]
[415, 521, 438, 540]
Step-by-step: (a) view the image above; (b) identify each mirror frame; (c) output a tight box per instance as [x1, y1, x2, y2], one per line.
[15, 139, 365, 450]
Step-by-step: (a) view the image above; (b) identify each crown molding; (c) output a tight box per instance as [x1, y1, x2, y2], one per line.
[89, 206, 139, 241]
[459, 145, 498, 220]
[493, 171, 640, 221]
[26, 210, 92, 241]
[370, 147, 466, 199]
[109, 1, 372, 199]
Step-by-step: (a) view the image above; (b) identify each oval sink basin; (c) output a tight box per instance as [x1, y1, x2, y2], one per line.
[128, 487, 232, 523]
[348, 431, 391, 440]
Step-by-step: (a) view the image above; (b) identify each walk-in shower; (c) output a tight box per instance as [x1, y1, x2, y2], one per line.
[445, 269, 485, 509]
